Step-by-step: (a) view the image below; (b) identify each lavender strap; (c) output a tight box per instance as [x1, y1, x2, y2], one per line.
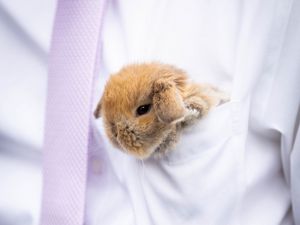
[40, 1, 107, 224]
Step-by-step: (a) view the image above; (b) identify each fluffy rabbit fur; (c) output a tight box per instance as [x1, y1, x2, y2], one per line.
[94, 63, 228, 159]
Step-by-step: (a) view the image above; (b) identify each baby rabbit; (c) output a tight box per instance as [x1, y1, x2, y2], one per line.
[94, 63, 228, 159]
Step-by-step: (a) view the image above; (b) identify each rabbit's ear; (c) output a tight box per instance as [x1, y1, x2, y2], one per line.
[152, 79, 186, 124]
[94, 100, 102, 118]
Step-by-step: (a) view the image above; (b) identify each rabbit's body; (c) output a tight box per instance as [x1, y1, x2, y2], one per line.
[95, 63, 228, 159]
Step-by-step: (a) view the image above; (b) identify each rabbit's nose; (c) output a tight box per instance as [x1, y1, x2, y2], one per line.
[116, 123, 137, 139]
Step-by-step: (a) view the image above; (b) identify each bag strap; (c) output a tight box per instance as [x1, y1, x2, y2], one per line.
[40, 1, 107, 224]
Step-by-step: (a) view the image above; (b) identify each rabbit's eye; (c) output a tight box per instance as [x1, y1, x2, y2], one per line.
[136, 104, 151, 116]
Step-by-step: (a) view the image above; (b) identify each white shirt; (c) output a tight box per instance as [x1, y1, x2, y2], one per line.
[89, 0, 300, 225]
[0, 0, 299, 225]
[0, 1, 56, 224]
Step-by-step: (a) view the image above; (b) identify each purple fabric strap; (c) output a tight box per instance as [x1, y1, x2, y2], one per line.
[40, 1, 107, 224]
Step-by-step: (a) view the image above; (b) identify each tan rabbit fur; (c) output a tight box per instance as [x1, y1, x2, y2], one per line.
[94, 63, 228, 159]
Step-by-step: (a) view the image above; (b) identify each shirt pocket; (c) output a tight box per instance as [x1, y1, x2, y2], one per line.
[141, 101, 242, 225]
[163, 101, 234, 164]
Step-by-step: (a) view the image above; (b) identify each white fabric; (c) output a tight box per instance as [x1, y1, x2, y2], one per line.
[0, 0, 55, 147]
[0, 0, 299, 224]
[0, 1, 56, 224]
[90, 0, 300, 225]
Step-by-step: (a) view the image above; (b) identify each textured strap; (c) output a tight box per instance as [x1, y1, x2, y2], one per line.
[40, 1, 107, 224]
